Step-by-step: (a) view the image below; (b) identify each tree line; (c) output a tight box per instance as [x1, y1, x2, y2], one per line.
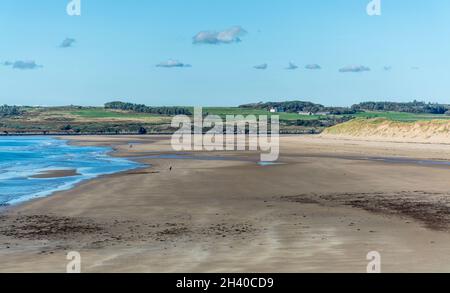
[0, 105, 23, 117]
[239, 101, 358, 115]
[351, 101, 449, 114]
[240, 100, 450, 115]
[104, 101, 192, 115]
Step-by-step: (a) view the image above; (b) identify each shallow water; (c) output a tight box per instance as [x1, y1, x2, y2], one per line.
[257, 162, 284, 166]
[132, 153, 253, 161]
[132, 153, 284, 166]
[0, 137, 139, 206]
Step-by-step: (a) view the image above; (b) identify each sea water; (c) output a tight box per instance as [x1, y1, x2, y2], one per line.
[0, 136, 139, 206]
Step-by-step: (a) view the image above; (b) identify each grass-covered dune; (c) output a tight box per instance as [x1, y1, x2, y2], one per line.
[322, 118, 450, 143]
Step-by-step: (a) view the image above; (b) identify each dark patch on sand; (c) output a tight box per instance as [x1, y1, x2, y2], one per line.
[155, 225, 190, 242]
[280, 196, 320, 205]
[280, 191, 450, 231]
[200, 223, 256, 239]
[0, 214, 258, 253]
[0, 215, 103, 240]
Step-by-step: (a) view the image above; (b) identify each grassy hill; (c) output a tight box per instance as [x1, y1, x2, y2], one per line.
[0, 106, 339, 135]
[2, 105, 450, 135]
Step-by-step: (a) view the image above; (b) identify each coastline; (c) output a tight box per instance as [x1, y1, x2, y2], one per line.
[3, 135, 450, 272]
[0, 136, 142, 208]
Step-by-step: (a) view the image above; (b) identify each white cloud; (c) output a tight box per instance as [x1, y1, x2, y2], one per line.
[3, 60, 43, 70]
[339, 65, 371, 73]
[193, 26, 247, 45]
[156, 59, 192, 68]
[60, 38, 76, 48]
[254, 63, 268, 70]
[305, 64, 321, 70]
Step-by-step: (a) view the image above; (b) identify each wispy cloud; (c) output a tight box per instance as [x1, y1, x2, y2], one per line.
[411, 66, 420, 70]
[254, 63, 268, 70]
[2, 60, 43, 70]
[60, 38, 76, 48]
[285, 62, 299, 70]
[383, 66, 392, 71]
[339, 65, 370, 73]
[305, 64, 321, 70]
[156, 59, 192, 68]
[193, 26, 247, 45]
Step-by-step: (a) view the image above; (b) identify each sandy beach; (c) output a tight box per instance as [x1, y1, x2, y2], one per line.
[2, 135, 450, 272]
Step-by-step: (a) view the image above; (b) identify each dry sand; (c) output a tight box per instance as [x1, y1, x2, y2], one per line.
[2, 135, 450, 272]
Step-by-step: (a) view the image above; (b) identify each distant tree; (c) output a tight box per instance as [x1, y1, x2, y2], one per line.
[138, 126, 147, 135]
[352, 101, 449, 114]
[61, 124, 73, 131]
[105, 101, 192, 115]
[0, 105, 23, 117]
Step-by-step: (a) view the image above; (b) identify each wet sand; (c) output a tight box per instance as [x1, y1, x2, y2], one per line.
[2, 135, 450, 272]
[30, 169, 80, 179]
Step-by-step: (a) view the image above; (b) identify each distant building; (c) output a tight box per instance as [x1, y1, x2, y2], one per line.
[269, 107, 285, 113]
[270, 107, 278, 113]
[298, 111, 313, 116]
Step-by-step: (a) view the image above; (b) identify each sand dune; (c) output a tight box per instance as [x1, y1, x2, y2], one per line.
[322, 118, 450, 144]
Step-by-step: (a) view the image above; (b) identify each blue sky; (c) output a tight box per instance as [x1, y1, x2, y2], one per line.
[1, 0, 449, 106]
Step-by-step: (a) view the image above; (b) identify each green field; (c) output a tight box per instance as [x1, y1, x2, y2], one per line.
[202, 107, 326, 121]
[68, 107, 450, 122]
[204, 108, 450, 122]
[67, 107, 326, 121]
[69, 109, 161, 119]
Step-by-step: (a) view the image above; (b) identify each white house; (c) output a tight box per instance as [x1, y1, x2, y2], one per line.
[299, 111, 330, 116]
